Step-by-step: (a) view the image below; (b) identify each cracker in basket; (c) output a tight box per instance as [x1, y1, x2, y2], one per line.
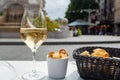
[91, 48, 109, 58]
[80, 48, 109, 58]
[80, 50, 90, 56]
[48, 49, 68, 59]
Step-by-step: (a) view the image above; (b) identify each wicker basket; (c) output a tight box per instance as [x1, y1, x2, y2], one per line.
[73, 46, 120, 80]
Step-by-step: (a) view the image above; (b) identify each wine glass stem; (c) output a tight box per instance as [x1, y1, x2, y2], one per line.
[32, 47, 37, 73]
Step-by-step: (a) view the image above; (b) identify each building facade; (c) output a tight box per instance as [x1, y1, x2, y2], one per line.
[114, 0, 120, 23]
[97, 0, 114, 35]
[114, 0, 120, 35]
[99, 0, 114, 21]
[0, 0, 45, 23]
[0, 0, 46, 38]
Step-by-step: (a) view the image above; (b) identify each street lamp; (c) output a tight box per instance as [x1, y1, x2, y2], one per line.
[80, 0, 99, 23]
[81, 8, 98, 23]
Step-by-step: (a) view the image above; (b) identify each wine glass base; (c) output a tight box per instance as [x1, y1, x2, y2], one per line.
[22, 72, 45, 80]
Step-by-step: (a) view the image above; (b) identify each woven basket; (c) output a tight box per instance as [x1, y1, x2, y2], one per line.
[73, 46, 120, 80]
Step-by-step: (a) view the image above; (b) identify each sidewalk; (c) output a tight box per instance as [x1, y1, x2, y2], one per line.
[0, 35, 120, 45]
[1, 35, 120, 60]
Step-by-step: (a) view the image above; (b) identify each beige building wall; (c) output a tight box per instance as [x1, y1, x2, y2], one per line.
[114, 0, 120, 35]
[114, 0, 120, 23]
[0, 0, 46, 38]
[0, 0, 46, 23]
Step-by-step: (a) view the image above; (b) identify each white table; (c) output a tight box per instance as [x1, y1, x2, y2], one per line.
[6, 61, 84, 80]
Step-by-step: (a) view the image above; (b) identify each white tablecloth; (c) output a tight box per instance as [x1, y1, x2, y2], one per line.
[7, 61, 83, 80]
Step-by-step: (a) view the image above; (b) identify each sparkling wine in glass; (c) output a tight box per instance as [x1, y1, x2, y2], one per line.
[20, 3, 47, 80]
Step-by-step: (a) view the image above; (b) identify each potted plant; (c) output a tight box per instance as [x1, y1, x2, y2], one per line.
[46, 16, 60, 31]
[45, 16, 60, 38]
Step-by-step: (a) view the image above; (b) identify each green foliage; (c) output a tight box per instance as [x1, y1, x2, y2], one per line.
[33, 16, 60, 31]
[65, 0, 99, 22]
[33, 16, 45, 28]
[46, 17, 60, 31]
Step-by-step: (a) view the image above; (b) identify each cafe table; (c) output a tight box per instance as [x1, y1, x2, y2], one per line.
[6, 61, 84, 80]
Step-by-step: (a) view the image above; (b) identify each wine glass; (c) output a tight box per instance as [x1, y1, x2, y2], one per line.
[20, 3, 47, 80]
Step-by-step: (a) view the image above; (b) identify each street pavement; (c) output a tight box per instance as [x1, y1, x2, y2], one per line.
[0, 35, 120, 61]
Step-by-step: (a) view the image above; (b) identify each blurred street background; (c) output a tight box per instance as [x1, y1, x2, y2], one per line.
[0, 35, 120, 61]
[0, 0, 120, 61]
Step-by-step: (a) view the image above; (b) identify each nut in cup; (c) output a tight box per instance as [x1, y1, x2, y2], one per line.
[47, 49, 68, 79]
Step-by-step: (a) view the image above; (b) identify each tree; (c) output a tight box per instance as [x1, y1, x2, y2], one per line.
[65, 0, 99, 23]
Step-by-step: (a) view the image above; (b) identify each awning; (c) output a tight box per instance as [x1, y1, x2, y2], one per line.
[68, 19, 96, 27]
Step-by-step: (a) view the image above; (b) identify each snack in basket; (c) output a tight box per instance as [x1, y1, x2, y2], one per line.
[80, 50, 90, 56]
[48, 49, 68, 59]
[73, 47, 120, 80]
[80, 48, 109, 58]
[91, 48, 109, 58]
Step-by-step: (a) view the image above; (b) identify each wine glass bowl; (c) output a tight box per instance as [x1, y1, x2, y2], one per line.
[20, 27, 47, 50]
[20, 3, 47, 80]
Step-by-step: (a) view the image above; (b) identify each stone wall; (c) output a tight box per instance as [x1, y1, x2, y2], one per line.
[0, 26, 20, 38]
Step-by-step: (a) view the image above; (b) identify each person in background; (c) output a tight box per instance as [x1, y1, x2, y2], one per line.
[73, 27, 78, 36]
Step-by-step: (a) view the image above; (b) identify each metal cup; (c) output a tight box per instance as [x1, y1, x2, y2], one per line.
[47, 56, 68, 79]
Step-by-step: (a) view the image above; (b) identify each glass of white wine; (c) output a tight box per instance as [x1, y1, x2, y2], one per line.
[20, 2, 47, 80]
